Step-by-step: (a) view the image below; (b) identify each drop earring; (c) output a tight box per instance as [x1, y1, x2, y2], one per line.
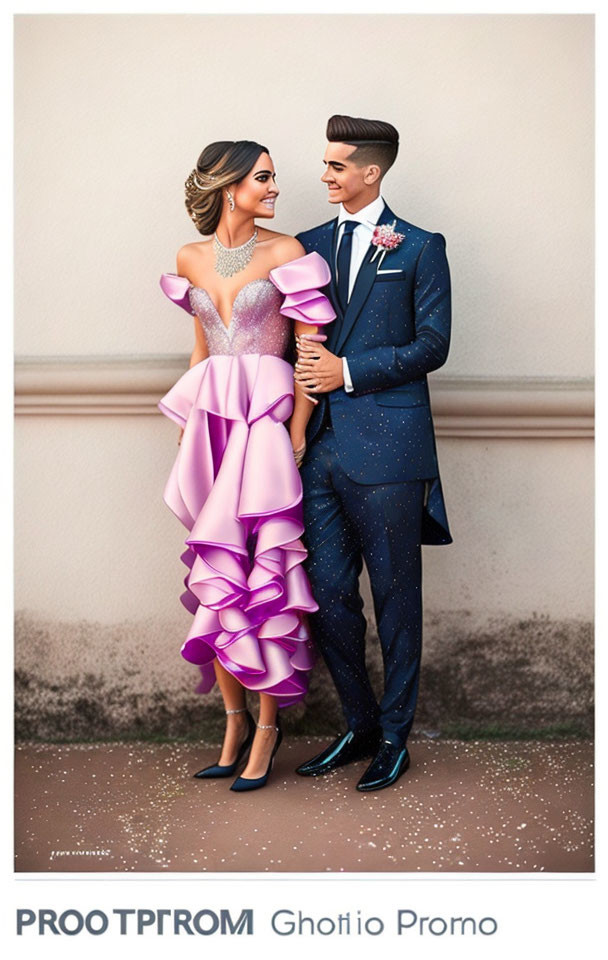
[226, 190, 235, 212]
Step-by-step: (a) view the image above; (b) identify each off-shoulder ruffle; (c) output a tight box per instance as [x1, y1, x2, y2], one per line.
[269, 252, 335, 325]
[158, 354, 317, 705]
[159, 273, 194, 314]
[159, 251, 335, 326]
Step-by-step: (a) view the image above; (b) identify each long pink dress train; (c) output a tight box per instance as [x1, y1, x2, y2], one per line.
[158, 253, 335, 707]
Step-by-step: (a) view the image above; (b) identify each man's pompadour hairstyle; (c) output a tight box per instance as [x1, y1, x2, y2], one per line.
[326, 114, 399, 174]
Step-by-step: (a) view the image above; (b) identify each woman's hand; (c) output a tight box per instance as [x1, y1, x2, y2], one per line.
[295, 335, 344, 393]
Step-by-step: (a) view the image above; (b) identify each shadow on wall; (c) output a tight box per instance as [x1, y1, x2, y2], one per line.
[14, 610, 593, 741]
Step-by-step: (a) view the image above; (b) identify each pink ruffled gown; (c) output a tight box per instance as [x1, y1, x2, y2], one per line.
[158, 252, 335, 708]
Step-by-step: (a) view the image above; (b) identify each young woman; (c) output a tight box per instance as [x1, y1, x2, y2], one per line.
[158, 140, 334, 791]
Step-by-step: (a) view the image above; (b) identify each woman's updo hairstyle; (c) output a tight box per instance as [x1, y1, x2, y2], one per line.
[185, 140, 269, 236]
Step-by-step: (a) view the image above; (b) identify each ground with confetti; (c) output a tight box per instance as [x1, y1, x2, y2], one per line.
[15, 738, 593, 872]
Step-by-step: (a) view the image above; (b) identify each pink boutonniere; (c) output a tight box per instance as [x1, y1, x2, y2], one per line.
[370, 220, 405, 267]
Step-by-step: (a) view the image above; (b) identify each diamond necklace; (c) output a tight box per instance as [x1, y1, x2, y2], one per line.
[213, 229, 258, 278]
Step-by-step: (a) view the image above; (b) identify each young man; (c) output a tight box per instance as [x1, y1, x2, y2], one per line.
[294, 114, 452, 791]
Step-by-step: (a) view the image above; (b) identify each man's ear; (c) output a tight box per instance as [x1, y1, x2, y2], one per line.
[363, 164, 382, 186]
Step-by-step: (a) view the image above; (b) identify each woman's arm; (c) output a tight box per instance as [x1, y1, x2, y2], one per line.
[266, 237, 335, 465]
[189, 313, 209, 367]
[176, 248, 208, 444]
[290, 321, 318, 466]
[176, 246, 209, 367]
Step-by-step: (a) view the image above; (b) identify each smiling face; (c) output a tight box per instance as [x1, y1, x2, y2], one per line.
[231, 152, 279, 219]
[321, 142, 381, 212]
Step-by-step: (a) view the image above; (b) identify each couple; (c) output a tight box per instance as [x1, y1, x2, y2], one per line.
[158, 114, 452, 795]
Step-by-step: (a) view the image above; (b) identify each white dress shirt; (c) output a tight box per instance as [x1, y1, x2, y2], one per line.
[336, 195, 385, 392]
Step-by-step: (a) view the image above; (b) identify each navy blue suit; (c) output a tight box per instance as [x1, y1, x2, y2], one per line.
[296, 202, 452, 746]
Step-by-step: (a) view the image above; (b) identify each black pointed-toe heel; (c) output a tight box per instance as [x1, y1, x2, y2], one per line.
[193, 708, 255, 779]
[229, 718, 283, 793]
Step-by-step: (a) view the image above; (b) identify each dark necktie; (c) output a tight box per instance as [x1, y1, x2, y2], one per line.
[336, 220, 357, 313]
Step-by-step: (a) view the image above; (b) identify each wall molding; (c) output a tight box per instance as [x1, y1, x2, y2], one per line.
[14, 357, 594, 438]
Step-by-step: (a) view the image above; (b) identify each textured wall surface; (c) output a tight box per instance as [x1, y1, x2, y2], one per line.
[14, 408, 594, 741]
[14, 418, 594, 621]
[15, 609, 593, 741]
[15, 15, 593, 375]
[14, 14, 594, 740]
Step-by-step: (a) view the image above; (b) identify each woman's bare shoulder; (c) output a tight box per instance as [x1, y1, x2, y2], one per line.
[259, 231, 306, 267]
[176, 240, 212, 275]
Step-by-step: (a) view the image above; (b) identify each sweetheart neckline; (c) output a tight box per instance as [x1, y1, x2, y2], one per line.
[188, 277, 276, 333]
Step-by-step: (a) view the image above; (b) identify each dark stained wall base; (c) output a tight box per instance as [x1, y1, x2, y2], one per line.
[15, 610, 593, 742]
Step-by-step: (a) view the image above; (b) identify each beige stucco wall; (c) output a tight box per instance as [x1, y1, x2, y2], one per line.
[15, 14, 593, 375]
[14, 14, 594, 737]
[14, 417, 594, 622]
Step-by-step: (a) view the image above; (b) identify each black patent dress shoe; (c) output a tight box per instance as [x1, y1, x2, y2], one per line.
[356, 741, 410, 792]
[193, 710, 256, 779]
[295, 728, 380, 777]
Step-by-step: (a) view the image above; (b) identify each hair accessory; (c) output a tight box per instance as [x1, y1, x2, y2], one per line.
[186, 169, 217, 192]
[213, 229, 257, 277]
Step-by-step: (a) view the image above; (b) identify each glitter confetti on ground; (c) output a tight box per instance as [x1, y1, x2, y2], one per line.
[14, 739, 593, 873]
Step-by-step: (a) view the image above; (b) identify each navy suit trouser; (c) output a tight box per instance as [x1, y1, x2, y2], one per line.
[301, 422, 425, 748]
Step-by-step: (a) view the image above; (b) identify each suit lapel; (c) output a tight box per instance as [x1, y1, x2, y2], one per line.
[322, 218, 344, 352]
[328, 217, 340, 308]
[312, 218, 339, 310]
[333, 203, 396, 356]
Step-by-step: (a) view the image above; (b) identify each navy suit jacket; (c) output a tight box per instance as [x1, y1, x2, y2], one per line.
[296, 203, 452, 545]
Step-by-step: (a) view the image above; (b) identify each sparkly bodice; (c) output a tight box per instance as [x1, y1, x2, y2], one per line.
[189, 279, 290, 358]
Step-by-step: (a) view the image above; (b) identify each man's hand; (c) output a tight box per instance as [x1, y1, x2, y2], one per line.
[295, 336, 344, 393]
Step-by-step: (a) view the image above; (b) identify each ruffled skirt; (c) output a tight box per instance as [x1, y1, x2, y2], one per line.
[158, 354, 317, 707]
